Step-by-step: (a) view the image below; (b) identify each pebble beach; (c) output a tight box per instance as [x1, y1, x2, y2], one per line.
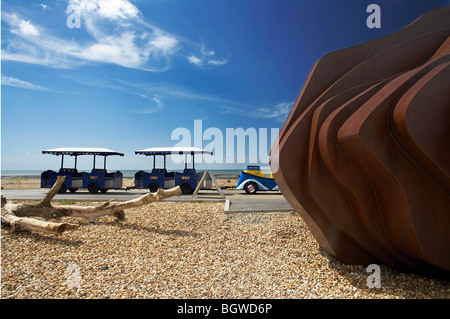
[1, 177, 449, 299]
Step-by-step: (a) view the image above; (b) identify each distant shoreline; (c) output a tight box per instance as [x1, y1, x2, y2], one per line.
[1, 170, 241, 180]
[1, 175, 41, 180]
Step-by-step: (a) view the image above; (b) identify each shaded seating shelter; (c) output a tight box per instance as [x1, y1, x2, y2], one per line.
[41, 147, 124, 193]
[134, 147, 213, 194]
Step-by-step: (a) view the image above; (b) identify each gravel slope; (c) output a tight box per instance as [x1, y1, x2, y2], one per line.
[1, 200, 449, 299]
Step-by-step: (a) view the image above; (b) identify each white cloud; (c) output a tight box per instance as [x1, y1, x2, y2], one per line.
[1, 75, 46, 90]
[96, 0, 139, 20]
[2, 1, 227, 72]
[101, 0, 138, 19]
[188, 55, 203, 66]
[254, 102, 292, 119]
[208, 59, 229, 66]
[67, 0, 178, 69]
[221, 102, 293, 121]
[203, 49, 215, 56]
[4, 13, 40, 37]
[188, 54, 228, 68]
[2, 10, 178, 70]
[75, 32, 150, 68]
[150, 34, 178, 54]
[18, 20, 40, 36]
[187, 43, 228, 68]
[67, 0, 139, 20]
[39, 4, 49, 10]
[141, 95, 163, 114]
[110, 79, 235, 105]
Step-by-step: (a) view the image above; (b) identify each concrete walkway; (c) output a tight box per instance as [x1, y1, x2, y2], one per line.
[1, 189, 293, 213]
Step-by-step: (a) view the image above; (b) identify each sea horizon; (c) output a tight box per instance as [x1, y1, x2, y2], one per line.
[1, 169, 244, 178]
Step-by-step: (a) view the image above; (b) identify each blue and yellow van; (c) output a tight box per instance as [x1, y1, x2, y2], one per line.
[236, 165, 279, 194]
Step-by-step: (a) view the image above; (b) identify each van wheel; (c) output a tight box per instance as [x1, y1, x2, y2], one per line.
[180, 183, 193, 194]
[244, 182, 258, 194]
[149, 183, 159, 193]
[88, 183, 99, 194]
[58, 183, 67, 193]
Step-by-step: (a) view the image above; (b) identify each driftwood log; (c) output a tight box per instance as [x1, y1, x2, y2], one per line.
[1, 176, 182, 235]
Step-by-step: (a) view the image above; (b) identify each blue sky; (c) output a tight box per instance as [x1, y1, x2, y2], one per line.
[2, 0, 449, 171]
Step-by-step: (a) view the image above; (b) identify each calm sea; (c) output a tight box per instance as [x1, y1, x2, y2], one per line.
[1, 169, 242, 178]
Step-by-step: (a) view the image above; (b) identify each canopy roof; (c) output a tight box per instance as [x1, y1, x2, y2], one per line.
[135, 147, 213, 156]
[42, 147, 124, 156]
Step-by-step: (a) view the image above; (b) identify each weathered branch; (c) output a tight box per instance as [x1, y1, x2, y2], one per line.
[37, 175, 66, 208]
[1, 177, 182, 235]
[2, 207, 79, 235]
[1, 200, 79, 235]
[9, 186, 182, 222]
